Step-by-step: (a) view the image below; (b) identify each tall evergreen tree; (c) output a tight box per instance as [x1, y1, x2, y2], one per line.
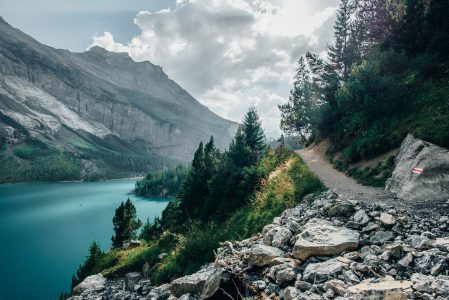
[111, 199, 142, 247]
[242, 107, 266, 163]
[180, 141, 212, 219]
[328, 0, 356, 81]
[71, 240, 103, 289]
[279, 57, 315, 142]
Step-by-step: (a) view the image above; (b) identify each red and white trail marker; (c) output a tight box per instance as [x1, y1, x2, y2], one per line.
[412, 167, 424, 174]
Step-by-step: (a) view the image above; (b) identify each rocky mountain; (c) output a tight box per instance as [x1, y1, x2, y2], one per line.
[0, 17, 237, 182]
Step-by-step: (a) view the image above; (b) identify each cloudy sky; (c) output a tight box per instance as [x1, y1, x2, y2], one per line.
[1, 0, 338, 136]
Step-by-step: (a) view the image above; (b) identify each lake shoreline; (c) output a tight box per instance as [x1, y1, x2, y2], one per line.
[0, 176, 145, 186]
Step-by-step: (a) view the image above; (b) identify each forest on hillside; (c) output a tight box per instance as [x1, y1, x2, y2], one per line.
[279, 0, 449, 174]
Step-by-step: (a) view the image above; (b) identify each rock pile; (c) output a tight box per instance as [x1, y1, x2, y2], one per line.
[70, 190, 449, 299]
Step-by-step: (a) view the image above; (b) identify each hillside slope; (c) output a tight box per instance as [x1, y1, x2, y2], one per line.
[0, 17, 237, 182]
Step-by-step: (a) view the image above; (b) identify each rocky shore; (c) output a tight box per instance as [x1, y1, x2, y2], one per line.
[69, 189, 449, 300]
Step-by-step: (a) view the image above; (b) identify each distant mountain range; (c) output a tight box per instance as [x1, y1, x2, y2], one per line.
[0, 17, 237, 182]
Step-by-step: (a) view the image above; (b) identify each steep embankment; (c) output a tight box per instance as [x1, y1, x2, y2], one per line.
[70, 138, 449, 299]
[70, 190, 449, 300]
[0, 17, 237, 182]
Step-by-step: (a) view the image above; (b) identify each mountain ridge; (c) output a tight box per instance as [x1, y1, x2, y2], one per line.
[0, 17, 238, 182]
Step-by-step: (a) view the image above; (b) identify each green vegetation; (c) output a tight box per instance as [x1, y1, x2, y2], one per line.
[279, 0, 449, 185]
[71, 108, 324, 290]
[111, 198, 142, 248]
[135, 165, 189, 197]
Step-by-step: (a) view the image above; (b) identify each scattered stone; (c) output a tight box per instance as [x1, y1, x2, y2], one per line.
[295, 280, 312, 291]
[283, 287, 300, 300]
[303, 258, 346, 283]
[353, 210, 370, 226]
[125, 272, 141, 291]
[248, 245, 284, 267]
[380, 213, 396, 226]
[362, 222, 380, 233]
[271, 227, 293, 248]
[292, 219, 359, 261]
[347, 278, 413, 299]
[397, 253, 413, 268]
[370, 230, 395, 244]
[326, 202, 355, 217]
[323, 279, 348, 296]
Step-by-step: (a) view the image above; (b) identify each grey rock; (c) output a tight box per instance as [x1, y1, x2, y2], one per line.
[271, 227, 293, 248]
[369, 231, 395, 244]
[303, 258, 347, 283]
[252, 280, 267, 291]
[326, 202, 355, 217]
[248, 245, 284, 267]
[295, 280, 313, 291]
[386, 134, 449, 202]
[292, 219, 359, 261]
[362, 222, 380, 233]
[125, 272, 142, 291]
[323, 279, 348, 296]
[397, 253, 413, 268]
[72, 274, 106, 296]
[347, 278, 413, 299]
[283, 287, 300, 300]
[353, 210, 370, 226]
[379, 213, 396, 226]
[414, 249, 447, 274]
[431, 276, 449, 296]
[170, 267, 224, 298]
[411, 273, 434, 293]
[406, 235, 433, 250]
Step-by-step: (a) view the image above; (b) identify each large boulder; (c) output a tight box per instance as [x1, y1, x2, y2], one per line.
[248, 244, 284, 267]
[303, 258, 347, 283]
[72, 274, 106, 296]
[386, 134, 449, 202]
[292, 219, 359, 261]
[170, 266, 226, 298]
[347, 278, 413, 299]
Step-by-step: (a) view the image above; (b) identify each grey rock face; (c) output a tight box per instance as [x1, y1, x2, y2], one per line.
[292, 218, 359, 260]
[386, 134, 449, 202]
[0, 19, 237, 176]
[72, 274, 106, 296]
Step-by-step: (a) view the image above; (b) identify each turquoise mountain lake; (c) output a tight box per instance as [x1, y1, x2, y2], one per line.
[0, 179, 169, 300]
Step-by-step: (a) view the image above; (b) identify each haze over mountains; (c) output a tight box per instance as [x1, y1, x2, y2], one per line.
[0, 17, 237, 182]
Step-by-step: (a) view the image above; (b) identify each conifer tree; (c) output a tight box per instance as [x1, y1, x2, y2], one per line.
[279, 57, 315, 142]
[328, 0, 356, 81]
[242, 107, 266, 163]
[111, 199, 141, 247]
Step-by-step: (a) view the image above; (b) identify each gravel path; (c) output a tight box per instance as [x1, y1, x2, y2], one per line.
[296, 143, 449, 215]
[296, 143, 397, 204]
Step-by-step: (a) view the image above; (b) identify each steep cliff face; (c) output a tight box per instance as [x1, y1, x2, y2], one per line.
[0, 17, 237, 181]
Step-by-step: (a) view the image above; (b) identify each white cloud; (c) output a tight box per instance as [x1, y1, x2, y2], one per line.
[89, 0, 338, 137]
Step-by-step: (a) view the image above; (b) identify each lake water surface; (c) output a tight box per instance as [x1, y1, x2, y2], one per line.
[0, 179, 169, 300]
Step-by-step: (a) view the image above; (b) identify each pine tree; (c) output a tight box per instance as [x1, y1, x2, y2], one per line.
[180, 141, 210, 219]
[242, 107, 266, 163]
[71, 240, 103, 289]
[279, 56, 316, 142]
[328, 0, 356, 81]
[111, 199, 141, 247]
[228, 127, 252, 168]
